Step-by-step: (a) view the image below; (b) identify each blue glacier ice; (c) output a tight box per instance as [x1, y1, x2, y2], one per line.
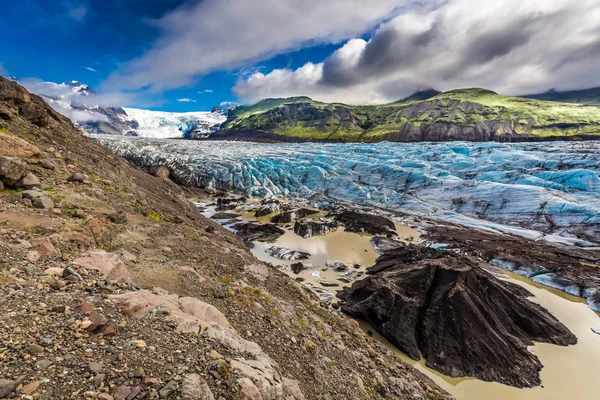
[92, 137, 600, 244]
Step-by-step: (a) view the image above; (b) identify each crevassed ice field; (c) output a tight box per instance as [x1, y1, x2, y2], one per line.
[95, 137, 600, 245]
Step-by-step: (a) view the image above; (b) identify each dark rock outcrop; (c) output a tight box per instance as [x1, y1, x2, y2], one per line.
[334, 210, 396, 236]
[266, 247, 310, 261]
[232, 222, 285, 243]
[270, 208, 318, 224]
[291, 262, 306, 274]
[370, 237, 406, 254]
[255, 199, 281, 217]
[294, 220, 337, 238]
[338, 246, 577, 388]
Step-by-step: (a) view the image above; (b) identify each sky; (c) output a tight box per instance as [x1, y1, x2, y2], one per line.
[2, 0, 600, 114]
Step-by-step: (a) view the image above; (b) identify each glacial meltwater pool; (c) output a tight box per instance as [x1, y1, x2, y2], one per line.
[196, 198, 600, 400]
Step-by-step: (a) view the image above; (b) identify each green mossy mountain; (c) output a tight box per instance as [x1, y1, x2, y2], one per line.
[218, 88, 600, 142]
[523, 87, 600, 105]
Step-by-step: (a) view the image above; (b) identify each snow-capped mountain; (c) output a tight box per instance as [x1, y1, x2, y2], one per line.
[16, 79, 225, 138]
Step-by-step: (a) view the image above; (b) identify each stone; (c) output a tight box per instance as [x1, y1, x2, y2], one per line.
[73, 251, 132, 283]
[149, 165, 170, 180]
[0, 132, 40, 158]
[98, 394, 114, 400]
[0, 156, 27, 186]
[231, 222, 285, 243]
[255, 199, 281, 217]
[39, 159, 56, 170]
[35, 359, 53, 371]
[334, 210, 396, 236]
[108, 211, 127, 224]
[338, 245, 578, 388]
[112, 385, 132, 400]
[29, 344, 44, 355]
[0, 377, 25, 398]
[85, 311, 108, 332]
[68, 172, 87, 182]
[266, 246, 311, 261]
[33, 196, 54, 209]
[293, 220, 337, 238]
[16, 172, 41, 189]
[291, 262, 306, 274]
[181, 374, 215, 400]
[88, 362, 103, 373]
[31, 238, 58, 256]
[21, 189, 44, 200]
[49, 280, 65, 290]
[159, 381, 179, 398]
[237, 377, 261, 400]
[270, 208, 318, 224]
[21, 381, 41, 395]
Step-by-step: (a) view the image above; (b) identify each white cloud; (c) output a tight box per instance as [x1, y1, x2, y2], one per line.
[67, 4, 87, 21]
[85, 66, 97, 72]
[235, 0, 600, 104]
[220, 101, 240, 110]
[176, 98, 196, 103]
[198, 89, 214, 94]
[103, 0, 409, 92]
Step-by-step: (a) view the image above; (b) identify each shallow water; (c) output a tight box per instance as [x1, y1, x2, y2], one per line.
[196, 199, 600, 400]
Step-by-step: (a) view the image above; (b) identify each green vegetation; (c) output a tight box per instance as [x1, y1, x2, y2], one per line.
[218, 88, 600, 142]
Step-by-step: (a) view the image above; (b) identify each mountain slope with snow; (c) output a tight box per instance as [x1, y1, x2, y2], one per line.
[17, 78, 225, 138]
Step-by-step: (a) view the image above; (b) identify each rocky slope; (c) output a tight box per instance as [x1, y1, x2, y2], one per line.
[338, 245, 577, 388]
[217, 89, 600, 142]
[0, 75, 451, 399]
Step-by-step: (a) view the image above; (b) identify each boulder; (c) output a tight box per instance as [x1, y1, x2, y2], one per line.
[149, 165, 170, 180]
[334, 210, 396, 236]
[108, 211, 127, 224]
[255, 199, 280, 217]
[266, 247, 311, 261]
[232, 222, 285, 243]
[293, 220, 337, 238]
[21, 189, 44, 200]
[270, 208, 318, 224]
[291, 262, 306, 274]
[338, 246, 577, 388]
[32, 196, 54, 209]
[68, 173, 87, 183]
[370, 236, 406, 254]
[211, 212, 241, 220]
[0, 132, 40, 158]
[181, 374, 215, 400]
[0, 156, 27, 186]
[39, 159, 56, 170]
[73, 250, 132, 283]
[16, 172, 40, 189]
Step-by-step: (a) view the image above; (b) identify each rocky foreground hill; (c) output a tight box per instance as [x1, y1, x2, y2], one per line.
[0, 76, 454, 399]
[216, 89, 600, 142]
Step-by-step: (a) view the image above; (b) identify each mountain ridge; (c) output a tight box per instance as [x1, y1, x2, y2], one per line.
[217, 88, 600, 142]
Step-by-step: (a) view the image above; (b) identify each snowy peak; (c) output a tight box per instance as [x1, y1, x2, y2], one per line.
[18, 78, 225, 138]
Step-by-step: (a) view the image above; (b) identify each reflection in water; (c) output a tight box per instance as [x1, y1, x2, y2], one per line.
[196, 199, 600, 400]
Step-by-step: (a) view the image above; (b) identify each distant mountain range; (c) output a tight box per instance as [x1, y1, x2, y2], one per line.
[15, 79, 225, 138]
[217, 88, 600, 142]
[521, 87, 600, 105]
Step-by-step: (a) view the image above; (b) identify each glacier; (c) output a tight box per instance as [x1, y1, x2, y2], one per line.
[93, 137, 600, 244]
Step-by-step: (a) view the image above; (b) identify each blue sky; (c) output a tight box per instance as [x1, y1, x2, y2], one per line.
[0, 0, 347, 111]
[1, 0, 599, 113]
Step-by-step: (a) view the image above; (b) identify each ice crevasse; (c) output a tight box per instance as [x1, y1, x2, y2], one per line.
[93, 137, 600, 244]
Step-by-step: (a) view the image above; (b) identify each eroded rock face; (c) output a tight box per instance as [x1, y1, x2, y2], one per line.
[270, 208, 318, 224]
[255, 199, 281, 217]
[334, 210, 396, 236]
[232, 222, 285, 243]
[338, 246, 577, 388]
[293, 220, 337, 238]
[266, 247, 310, 261]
